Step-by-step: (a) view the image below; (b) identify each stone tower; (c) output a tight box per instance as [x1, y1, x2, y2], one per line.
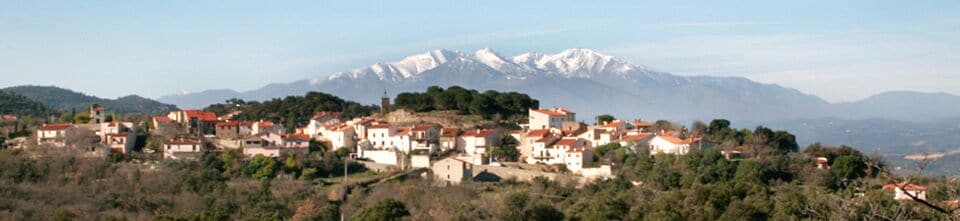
[380, 90, 390, 113]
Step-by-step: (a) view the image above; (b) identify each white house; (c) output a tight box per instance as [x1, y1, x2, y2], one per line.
[164, 137, 203, 160]
[36, 124, 73, 146]
[883, 183, 927, 201]
[432, 157, 474, 185]
[524, 137, 595, 172]
[528, 108, 575, 130]
[648, 135, 702, 155]
[458, 129, 501, 155]
[316, 124, 356, 151]
[304, 111, 342, 137]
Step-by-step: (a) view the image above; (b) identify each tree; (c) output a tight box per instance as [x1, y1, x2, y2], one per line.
[245, 155, 279, 180]
[309, 139, 329, 153]
[491, 136, 520, 162]
[832, 155, 866, 181]
[596, 114, 616, 125]
[351, 198, 410, 221]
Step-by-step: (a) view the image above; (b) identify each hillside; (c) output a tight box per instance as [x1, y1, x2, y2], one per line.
[0, 90, 56, 117]
[3, 85, 178, 115]
[211, 91, 377, 128]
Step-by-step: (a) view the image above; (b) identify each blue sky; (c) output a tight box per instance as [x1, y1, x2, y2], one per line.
[1, 1, 958, 102]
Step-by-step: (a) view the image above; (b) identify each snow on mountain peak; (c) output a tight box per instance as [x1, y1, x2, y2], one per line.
[323, 48, 651, 83]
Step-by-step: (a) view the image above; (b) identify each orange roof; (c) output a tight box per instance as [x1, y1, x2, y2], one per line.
[883, 183, 926, 191]
[411, 124, 434, 131]
[554, 138, 579, 146]
[255, 121, 274, 127]
[462, 129, 496, 137]
[441, 128, 461, 137]
[283, 134, 311, 141]
[153, 116, 173, 123]
[620, 133, 653, 142]
[531, 109, 566, 116]
[39, 124, 72, 131]
[184, 110, 218, 121]
[632, 121, 652, 127]
[215, 121, 255, 127]
[526, 129, 551, 137]
[168, 137, 202, 145]
[312, 111, 342, 119]
[368, 124, 393, 129]
[534, 136, 554, 143]
[657, 135, 701, 145]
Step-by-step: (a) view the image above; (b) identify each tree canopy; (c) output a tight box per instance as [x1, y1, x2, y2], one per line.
[394, 86, 539, 120]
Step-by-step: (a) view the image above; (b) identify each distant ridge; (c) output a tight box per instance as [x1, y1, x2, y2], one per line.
[158, 48, 960, 123]
[3, 85, 178, 115]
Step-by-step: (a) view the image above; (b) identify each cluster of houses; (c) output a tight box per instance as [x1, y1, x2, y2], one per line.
[34, 104, 136, 153]
[20, 103, 946, 201]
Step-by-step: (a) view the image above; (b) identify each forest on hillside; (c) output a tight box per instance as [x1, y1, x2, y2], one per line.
[0, 90, 56, 117]
[205, 92, 377, 130]
[2, 85, 177, 115]
[394, 86, 539, 121]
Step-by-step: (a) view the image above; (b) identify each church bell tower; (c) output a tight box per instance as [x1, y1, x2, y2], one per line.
[380, 90, 390, 113]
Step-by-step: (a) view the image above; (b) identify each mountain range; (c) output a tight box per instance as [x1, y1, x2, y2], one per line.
[3, 85, 178, 115]
[159, 48, 960, 123]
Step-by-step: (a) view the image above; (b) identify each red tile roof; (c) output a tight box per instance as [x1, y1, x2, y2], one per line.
[368, 124, 393, 129]
[283, 134, 311, 141]
[883, 183, 926, 191]
[255, 121, 274, 128]
[39, 124, 72, 131]
[531, 109, 567, 116]
[441, 128, 462, 137]
[411, 124, 434, 131]
[312, 111, 342, 119]
[168, 137, 202, 145]
[153, 116, 173, 123]
[554, 138, 579, 146]
[462, 129, 496, 137]
[657, 135, 701, 145]
[215, 121, 255, 127]
[632, 121, 653, 127]
[184, 110, 218, 121]
[526, 129, 551, 137]
[619, 133, 653, 142]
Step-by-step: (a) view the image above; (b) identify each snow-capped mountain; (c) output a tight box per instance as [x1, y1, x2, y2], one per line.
[158, 48, 959, 123]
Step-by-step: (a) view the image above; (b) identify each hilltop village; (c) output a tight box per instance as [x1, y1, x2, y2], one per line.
[21, 93, 707, 186]
[2, 88, 957, 220]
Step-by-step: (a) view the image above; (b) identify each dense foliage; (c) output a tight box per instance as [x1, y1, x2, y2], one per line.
[394, 86, 539, 120]
[213, 92, 377, 129]
[2, 85, 177, 114]
[0, 90, 56, 117]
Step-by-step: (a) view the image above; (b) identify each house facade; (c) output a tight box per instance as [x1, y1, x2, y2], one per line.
[528, 108, 576, 130]
[164, 137, 203, 160]
[649, 135, 702, 155]
[36, 124, 73, 146]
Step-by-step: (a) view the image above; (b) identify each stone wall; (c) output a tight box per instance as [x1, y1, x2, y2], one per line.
[385, 109, 492, 128]
[473, 164, 587, 187]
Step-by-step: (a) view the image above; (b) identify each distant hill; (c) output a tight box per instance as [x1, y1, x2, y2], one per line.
[0, 90, 57, 117]
[2, 85, 179, 115]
